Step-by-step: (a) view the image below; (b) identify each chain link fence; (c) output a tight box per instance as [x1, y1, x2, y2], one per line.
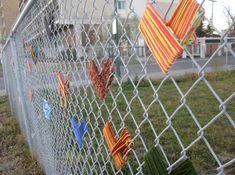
[1, 0, 235, 174]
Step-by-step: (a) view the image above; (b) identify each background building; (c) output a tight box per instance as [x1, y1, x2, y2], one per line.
[2, 0, 179, 61]
[0, 0, 19, 45]
[51, 0, 179, 60]
[118, 0, 179, 19]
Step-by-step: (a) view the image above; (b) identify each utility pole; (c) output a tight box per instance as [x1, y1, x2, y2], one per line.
[113, 0, 121, 78]
[209, 0, 217, 25]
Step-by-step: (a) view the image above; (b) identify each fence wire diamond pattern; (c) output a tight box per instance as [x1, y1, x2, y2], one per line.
[2, 0, 235, 175]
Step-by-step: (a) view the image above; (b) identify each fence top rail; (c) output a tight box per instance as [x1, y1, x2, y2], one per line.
[1, 0, 235, 174]
[2, 0, 35, 51]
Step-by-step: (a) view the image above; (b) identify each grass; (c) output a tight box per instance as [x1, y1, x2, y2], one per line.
[71, 70, 235, 175]
[14, 70, 235, 174]
[110, 71, 234, 174]
[0, 96, 43, 175]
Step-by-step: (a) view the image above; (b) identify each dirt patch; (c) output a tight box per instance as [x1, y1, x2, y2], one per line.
[0, 96, 43, 175]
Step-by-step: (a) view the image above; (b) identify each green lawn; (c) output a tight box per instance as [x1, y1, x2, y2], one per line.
[0, 96, 43, 175]
[102, 70, 235, 174]
[27, 70, 235, 174]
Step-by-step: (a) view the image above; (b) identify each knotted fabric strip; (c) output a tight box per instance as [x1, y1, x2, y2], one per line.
[26, 60, 32, 73]
[29, 46, 38, 64]
[171, 159, 197, 175]
[144, 147, 168, 175]
[144, 146, 197, 175]
[71, 116, 89, 148]
[103, 122, 133, 170]
[43, 99, 52, 120]
[28, 88, 33, 102]
[57, 71, 70, 108]
[88, 59, 115, 101]
[139, 3, 184, 74]
[168, 0, 205, 45]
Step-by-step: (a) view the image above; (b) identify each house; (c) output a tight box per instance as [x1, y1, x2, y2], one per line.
[117, 0, 179, 19]
[18, 0, 180, 61]
[116, 0, 180, 58]
[52, 0, 179, 59]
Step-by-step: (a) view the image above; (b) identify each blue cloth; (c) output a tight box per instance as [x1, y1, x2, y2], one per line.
[43, 99, 51, 120]
[71, 116, 89, 148]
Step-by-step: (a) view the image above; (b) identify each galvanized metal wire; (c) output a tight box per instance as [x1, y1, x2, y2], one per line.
[2, 0, 235, 174]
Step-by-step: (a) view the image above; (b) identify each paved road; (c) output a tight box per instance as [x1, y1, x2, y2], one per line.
[121, 57, 235, 77]
[1, 57, 235, 90]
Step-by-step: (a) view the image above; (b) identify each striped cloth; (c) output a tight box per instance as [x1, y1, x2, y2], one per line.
[139, 0, 204, 74]
[103, 122, 133, 170]
[168, 0, 205, 45]
[139, 4, 183, 74]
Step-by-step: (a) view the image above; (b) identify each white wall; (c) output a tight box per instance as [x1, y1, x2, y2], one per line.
[118, 0, 179, 19]
[56, 0, 179, 23]
[57, 0, 114, 24]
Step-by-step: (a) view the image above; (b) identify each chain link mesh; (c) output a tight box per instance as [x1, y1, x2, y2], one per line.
[2, 0, 235, 174]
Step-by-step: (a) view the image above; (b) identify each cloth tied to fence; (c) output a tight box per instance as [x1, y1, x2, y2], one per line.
[26, 60, 32, 73]
[168, 0, 205, 45]
[144, 147, 197, 175]
[88, 59, 115, 101]
[71, 117, 89, 148]
[27, 88, 33, 102]
[139, 0, 204, 73]
[57, 71, 70, 108]
[139, 3, 184, 74]
[29, 46, 38, 64]
[43, 99, 52, 120]
[103, 122, 133, 170]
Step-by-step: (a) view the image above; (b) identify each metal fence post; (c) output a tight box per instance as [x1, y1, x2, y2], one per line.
[10, 37, 33, 152]
[114, 0, 121, 78]
[2, 51, 14, 114]
[1, 0, 235, 174]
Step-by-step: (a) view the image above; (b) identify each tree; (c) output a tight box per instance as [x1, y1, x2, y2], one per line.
[195, 20, 216, 37]
[196, 20, 207, 37]
[205, 24, 215, 37]
[223, 6, 235, 36]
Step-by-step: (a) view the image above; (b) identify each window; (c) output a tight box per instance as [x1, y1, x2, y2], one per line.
[118, 1, 126, 10]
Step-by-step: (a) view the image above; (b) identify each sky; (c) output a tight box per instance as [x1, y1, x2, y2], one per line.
[139, 0, 235, 31]
[198, 0, 235, 31]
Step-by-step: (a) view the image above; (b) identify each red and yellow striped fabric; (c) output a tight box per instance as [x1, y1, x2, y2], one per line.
[168, 0, 205, 44]
[139, 4, 184, 74]
[103, 122, 133, 170]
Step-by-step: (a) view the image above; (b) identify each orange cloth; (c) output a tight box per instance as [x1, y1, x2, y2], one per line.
[29, 46, 37, 64]
[139, 4, 183, 73]
[168, 0, 205, 44]
[103, 122, 133, 170]
[139, 0, 204, 73]
[57, 71, 70, 108]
